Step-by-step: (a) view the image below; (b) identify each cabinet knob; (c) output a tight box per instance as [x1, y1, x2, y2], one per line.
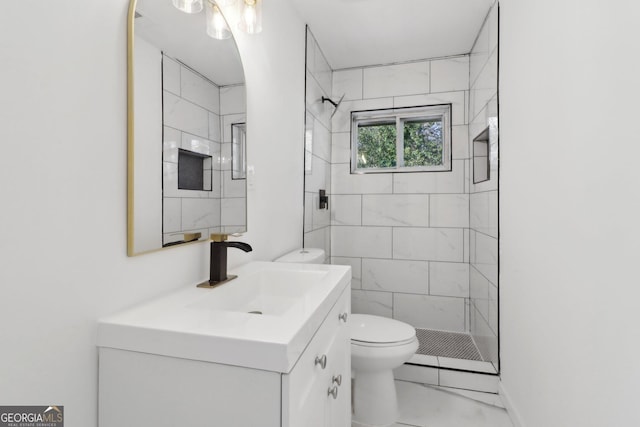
[338, 312, 348, 323]
[315, 354, 327, 369]
[327, 386, 339, 399]
[332, 374, 342, 386]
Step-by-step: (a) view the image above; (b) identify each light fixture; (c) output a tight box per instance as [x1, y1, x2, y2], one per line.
[172, 0, 203, 14]
[206, 1, 232, 40]
[238, 0, 262, 35]
[172, 0, 263, 39]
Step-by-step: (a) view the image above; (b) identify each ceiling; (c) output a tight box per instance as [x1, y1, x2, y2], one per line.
[288, 0, 495, 69]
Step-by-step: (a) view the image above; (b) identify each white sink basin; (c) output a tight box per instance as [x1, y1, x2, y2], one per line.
[187, 269, 328, 316]
[97, 261, 350, 373]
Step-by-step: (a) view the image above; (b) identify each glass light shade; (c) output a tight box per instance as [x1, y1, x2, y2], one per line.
[238, 0, 262, 34]
[172, 0, 203, 14]
[206, 2, 232, 40]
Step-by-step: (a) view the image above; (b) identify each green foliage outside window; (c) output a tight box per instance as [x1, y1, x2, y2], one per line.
[357, 123, 396, 168]
[356, 119, 443, 169]
[404, 120, 443, 167]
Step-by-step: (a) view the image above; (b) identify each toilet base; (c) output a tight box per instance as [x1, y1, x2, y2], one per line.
[352, 369, 398, 427]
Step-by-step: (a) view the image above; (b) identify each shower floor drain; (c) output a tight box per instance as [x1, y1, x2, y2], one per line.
[415, 328, 483, 361]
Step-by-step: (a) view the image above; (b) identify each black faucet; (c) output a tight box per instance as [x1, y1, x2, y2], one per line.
[208, 235, 253, 284]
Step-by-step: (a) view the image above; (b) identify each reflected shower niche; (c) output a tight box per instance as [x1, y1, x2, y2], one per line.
[178, 149, 213, 191]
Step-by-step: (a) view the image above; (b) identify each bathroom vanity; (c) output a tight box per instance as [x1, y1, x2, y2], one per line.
[97, 262, 351, 427]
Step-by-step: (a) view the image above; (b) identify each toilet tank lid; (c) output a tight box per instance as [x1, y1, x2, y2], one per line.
[274, 248, 325, 264]
[350, 314, 417, 344]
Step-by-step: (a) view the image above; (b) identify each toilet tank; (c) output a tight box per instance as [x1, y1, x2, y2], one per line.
[274, 248, 325, 264]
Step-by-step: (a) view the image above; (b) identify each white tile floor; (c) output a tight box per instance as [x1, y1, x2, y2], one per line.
[392, 381, 513, 427]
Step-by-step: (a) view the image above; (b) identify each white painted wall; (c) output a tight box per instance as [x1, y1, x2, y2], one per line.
[0, 1, 304, 426]
[499, 0, 640, 425]
[226, 1, 306, 262]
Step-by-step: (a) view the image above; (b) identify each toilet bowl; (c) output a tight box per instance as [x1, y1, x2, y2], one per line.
[351, 314, 418, 427]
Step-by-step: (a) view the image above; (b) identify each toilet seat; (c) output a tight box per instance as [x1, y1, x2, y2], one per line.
[350, 314, 417, 346]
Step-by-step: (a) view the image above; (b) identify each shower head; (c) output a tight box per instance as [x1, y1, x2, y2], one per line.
[321, 94, 345, 118]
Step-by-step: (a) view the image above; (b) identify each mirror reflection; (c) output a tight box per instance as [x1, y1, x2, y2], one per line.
[128, 0, 247, 255]
[231, 123, 246, 180]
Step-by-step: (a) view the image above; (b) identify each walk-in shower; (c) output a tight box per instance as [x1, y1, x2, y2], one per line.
[302, 1, 500, 390]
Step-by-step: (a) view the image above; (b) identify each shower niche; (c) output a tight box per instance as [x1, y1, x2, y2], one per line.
[473, 127, 490, 184]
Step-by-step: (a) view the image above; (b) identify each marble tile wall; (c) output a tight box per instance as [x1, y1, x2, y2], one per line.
[468, 1, 499, 368]
[162, 55, 246, 244]
[303, 28, 333, 261]
[329, 54, 472, 333]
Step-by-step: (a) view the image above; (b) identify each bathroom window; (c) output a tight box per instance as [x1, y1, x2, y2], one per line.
[351, 105, 451, 173]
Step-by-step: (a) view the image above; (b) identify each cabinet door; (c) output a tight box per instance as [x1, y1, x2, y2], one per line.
[325, 292, 351, 427]
[284, 356, 328, 427]
[282, 287, 350, 427]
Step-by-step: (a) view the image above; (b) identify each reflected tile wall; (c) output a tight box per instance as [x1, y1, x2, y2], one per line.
[181, 66, 220, 114]
[162, 57, 180, 95]
[162, 54, 246, 242]
[219, 84, 246, 231]
[181, 198, 221, 230]
[221, 198, 246, 228]
[163, 92, 209, 139]
[220, 85, 246, 116]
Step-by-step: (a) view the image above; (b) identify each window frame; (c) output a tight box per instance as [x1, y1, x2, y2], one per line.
[350, 104, 452, 174]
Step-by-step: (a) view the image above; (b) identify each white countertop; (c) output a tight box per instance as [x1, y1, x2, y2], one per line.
[97, 261, 351, 373]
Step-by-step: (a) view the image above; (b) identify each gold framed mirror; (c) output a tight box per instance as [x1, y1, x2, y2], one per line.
[127, 0, 247, 256]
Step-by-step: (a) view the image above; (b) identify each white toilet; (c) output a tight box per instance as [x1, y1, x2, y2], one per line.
[275, 248, 418, 427]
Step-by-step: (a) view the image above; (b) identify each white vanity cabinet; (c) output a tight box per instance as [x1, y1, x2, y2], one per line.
[98, 263, 351, 427]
